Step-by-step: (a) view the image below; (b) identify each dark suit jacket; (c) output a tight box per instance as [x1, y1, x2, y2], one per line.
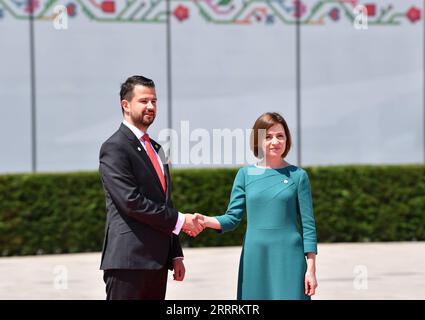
[99, 123, 183, 271]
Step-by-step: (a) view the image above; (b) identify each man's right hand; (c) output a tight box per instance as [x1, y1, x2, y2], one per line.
[182, 213, 205, 237]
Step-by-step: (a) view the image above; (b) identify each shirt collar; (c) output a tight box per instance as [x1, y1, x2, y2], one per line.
[122, 119, 146, 141]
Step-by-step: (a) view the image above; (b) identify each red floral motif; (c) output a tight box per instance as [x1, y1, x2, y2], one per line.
[173, 5, 189, 22]
[293, 0, 306, 18]
[24, 0, 39, 13]
[364, 4, 376, 17]
[406, 6, 421, 23]
[329, 8, 340, 21]
[101, 1, 115, 13]
[67, 3, 77, 17]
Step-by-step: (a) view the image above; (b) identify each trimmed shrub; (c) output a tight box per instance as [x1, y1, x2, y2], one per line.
[0, 165, 423, 256]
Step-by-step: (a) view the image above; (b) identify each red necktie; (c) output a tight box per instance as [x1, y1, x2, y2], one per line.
[142, 133, 166, 193]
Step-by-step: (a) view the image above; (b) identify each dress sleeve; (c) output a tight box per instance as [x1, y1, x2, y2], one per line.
[297, 170, 318, 254]
[214, 168, 246, 233]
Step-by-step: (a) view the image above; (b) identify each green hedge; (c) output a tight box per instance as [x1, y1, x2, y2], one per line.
[0, 165, 424, 256]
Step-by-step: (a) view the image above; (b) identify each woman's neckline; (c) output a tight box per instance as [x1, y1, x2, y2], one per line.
[254, 163, 294, 170]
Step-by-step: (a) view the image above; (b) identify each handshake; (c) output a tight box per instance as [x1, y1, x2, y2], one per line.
[182, 213, 206, 237]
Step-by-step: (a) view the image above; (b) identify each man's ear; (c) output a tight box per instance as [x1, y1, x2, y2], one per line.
[121, 100, 129, 114]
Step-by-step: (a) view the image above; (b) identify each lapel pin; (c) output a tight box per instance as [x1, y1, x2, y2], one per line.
[155, 144, 158, 149]
[283, 179, 288, 184]
[137, 147, 141, 151]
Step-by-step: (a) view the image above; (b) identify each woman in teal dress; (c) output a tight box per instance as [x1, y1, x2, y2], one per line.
[196, 112, 318, 300]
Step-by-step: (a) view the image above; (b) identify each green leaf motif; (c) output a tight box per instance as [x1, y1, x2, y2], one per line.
[218, 0, 232, 6]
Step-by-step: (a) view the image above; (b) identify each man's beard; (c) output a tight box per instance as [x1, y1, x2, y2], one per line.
[133, 112, 155, 127]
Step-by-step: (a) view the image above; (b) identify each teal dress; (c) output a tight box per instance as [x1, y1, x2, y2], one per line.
[215, 165, 318, 300]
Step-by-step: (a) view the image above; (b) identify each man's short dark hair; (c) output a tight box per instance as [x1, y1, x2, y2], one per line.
[120, 75, 155, 102]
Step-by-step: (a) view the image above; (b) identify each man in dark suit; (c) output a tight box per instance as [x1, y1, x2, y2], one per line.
[99, 75, 203, 300]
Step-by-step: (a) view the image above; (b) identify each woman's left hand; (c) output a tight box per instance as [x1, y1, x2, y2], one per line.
[304, 271, 318, 296]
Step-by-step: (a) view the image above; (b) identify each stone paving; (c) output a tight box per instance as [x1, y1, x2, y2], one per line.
[0, 242, 424, 300]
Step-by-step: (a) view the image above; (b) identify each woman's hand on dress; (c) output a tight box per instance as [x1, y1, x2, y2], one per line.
[304, 271, 318, 296]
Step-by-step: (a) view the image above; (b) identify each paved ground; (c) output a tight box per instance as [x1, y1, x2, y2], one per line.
[0, 242, 424, 300]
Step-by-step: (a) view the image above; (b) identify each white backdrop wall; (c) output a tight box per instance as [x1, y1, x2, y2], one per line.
[0, 0, 423, 173]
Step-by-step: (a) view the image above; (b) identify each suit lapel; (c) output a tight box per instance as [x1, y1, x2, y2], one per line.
[119, 124, 165, 196]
